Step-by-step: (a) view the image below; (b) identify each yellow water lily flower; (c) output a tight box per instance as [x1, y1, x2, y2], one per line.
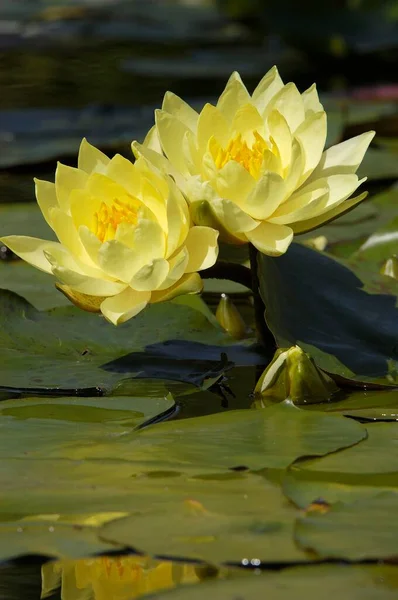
[1, 140, 219, 324]
[133, 67, 375, 256]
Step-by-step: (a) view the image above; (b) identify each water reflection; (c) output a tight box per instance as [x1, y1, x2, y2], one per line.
[41, 556, 202, 600]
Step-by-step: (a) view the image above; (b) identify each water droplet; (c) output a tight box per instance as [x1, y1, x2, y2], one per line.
[48, 526, 55, 533]
[241, 558, 249, 566]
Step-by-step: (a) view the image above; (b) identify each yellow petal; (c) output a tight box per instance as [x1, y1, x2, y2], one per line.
[267, 109, 292, 171]
[212, 198, 259, 234]
[78, 138, 110, 174]
[231, 103, 263, 136]
[216, 160, 256, 205]
[132, 141, 186, 190]
[130, 258, 169, 291]
[105, 154, 141, 197]
[49, 207, 91, 266]
[197, 103, 229, 155]
[252, 66, 284, 114]
[34, 178, 57, 227]
[157, 247, 189, 290]
[267, 83, 305, 133]
[245, 222, 294, 256]
[70, 188, 101, 232]
[0, 235, 62, 274]
[269, 186, 329, 225]
[301, 83, 323, 114]
[150, 273, 203, 303]
[142, 124, 163, 153]
[100, 288, 150, 325]
[309, 131, 375, 179]
[184, 175, 219, 205]
[134, 218, 166, 264]
[189, 200, 246, 245]
[184, 226, 219, 273]
[295, 173, 364, 219]
[294, 111, 327, 184]
[162, 91, 199, 132]
[50, 263, 126, 296]
[97, 240, 144, 283]
[55, 283, 105, 313]
[244, 172, 287, 220]
[216, 71, 251, 122]
[155, 109, 190, 176]
[165, 181, 190, 258]
[55, 162, 88, 213]
[283, 140, 305, 198]
[78, 225, 102, 264]
[292, 191, 368, 234]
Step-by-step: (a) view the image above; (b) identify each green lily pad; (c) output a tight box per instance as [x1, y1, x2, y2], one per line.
[302, 389, 398, 421]
[295, 493, 398, 560]
[0, 520, 120, 562]
[144, 565, 398, 599]
[0, 395, 176, 429]
[259, 243, 398, 386]
[350, 216, 398, 273]
[100, 473, 307, 565]
[282, 422, 398, 509]
[0, 289, 236, 393]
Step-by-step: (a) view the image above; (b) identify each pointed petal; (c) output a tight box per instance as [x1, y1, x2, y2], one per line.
[157, 247, 189, 290]
[133, 218, 166, 263]
[55, 284, 105, 313]
[55, 163, 88, 213]
[267, 109, 292, 171]
[292, 191, 368, 234]
[216, 72, 251, 122]
[244, 172, 287, 220]
[49, 207, 92, 267]
[150, 273, 203, 303]
[309, 131, 376, 180]
[34, 178, 57, 227]
[155, 109, 190, 176]
[142, 124, 162, 153]
[197, 103, 229, 155]
[216, 160, 256, 205]
[231, 103, 263, 135]
[50, 263, 126, 296]
[184, 226, 219, 273]
[269, 186, 329, 224]
[246, 222, 294, 256]
[294, 111, 327, 185]
[78, 138, 110, 174]
[130, 258, 169, 291]
[104, 154, 141, 197]
[212, 198, 259, 234]
[97, 240, 144, 283]
[162, 91, 199, 132]
[0, 236, 63, 273]
[301, 83, 323, 114]
[189, 200, 246, 244]
[252, 66, 284, 114]
[165, 181, 190, 258]
[100, 288, 150, 325]
[267, 83, 305, 133]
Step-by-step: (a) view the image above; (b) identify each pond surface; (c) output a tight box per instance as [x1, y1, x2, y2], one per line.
[1, 1, 398, 598]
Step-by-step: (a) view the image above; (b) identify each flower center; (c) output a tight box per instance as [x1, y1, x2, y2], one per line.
[94, 198, 139, 243]
[212, 131, 268, 179]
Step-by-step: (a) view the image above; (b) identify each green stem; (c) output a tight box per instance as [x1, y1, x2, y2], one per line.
[249, 243, 276, 355]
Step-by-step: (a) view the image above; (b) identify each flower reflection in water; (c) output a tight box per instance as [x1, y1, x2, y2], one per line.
[41, 555, 200, 600]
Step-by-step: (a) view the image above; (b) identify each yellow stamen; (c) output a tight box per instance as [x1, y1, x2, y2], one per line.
[212, 131, 269, 180]
[94, 197, 139, 242]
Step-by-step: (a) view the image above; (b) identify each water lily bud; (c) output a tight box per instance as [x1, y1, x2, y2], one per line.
[380, 256, 398, 280]
[133, 67, 374, 256]
[254, 345, 338, 405]
[215, 293, 248, 339]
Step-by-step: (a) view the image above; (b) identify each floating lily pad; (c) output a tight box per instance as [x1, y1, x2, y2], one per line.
[302, 389, 398, 421]
[296, 493, 398, 560]
[0, 289, 237, 393]
[146, 565, 398, 599]
[0, 520, 120, 562]
[259, 243, 398, 386]
[0, 395, 175, 429]
[283, 422, 398, 509]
